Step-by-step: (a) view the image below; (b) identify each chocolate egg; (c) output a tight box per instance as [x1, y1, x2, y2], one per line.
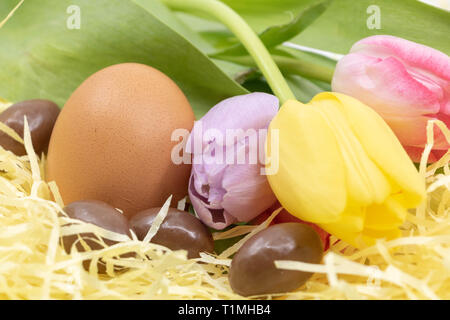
[129, 207, 214, 258]
[229, 223, 323, 297]
[61, 200, 131, 273]
[0, 99, 60, 155]
[47, 63, 195, 217]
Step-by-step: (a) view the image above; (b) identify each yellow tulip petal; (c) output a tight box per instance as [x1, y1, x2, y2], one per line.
[364, 195, 408, 230]
[320, 223, 362, 249]
[267, 93, 425, 249]
[267, 100, 346, 223]
[312, 97, 391, 206]
[318, 92, 425, 207]
[362, 227, 402, 244]
[320, 207, 365, 235]
[319, 207, 366, 247]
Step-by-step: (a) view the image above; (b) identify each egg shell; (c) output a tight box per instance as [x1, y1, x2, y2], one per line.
[47, 63, 195, 217]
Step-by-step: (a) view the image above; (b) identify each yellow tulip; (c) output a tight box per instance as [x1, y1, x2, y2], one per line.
[266, 92, 425, 248]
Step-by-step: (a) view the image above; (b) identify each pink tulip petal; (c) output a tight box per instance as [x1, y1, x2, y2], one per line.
[353, 35, 450, 86]
[333, 54, 441, 116]
[385, 114, 449, 149]
[403, 146, 447, 163]
[352, 35, 450, 116]
[332, 35, 450, 162]
[366, 57, 442, 115]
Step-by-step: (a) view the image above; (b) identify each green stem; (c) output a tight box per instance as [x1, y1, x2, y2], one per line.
[161, 0, 296, 104]
[218, 54, 335, 83]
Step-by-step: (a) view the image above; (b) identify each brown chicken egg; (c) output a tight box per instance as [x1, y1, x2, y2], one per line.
[47, 63, 195, 217]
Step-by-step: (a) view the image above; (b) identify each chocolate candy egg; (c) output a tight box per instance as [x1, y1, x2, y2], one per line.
[229, 223, 323, 297]
[0, 99, 60, 155]
[61, 200, 131, 273]
[47, 63, 195, 217]
[129, 207, 214, 258]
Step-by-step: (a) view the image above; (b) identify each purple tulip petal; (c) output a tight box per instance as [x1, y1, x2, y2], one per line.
[189, 174, 237, 229]
[186, 92, 279, 153]
[221, 164, 277, 222]
[187, 93, 279, 229]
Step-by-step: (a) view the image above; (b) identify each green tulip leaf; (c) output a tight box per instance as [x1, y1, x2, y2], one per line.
[221, 0, 321, 33]
[214, 47, 336, 84]
[290, 0, 450, 55]
[222, 0, 450, 55]
[231, 67, 330, 104]
[286, 75, 330, 103]
[174, 11, 238, 52]
[210, 0, 330, 58]
[0, 0, 247, 118]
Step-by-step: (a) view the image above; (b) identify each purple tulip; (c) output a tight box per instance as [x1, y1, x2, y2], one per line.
[186, 93, 279, 229]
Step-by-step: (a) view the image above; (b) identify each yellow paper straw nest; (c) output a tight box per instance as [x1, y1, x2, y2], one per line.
[0, 98, 448, 299]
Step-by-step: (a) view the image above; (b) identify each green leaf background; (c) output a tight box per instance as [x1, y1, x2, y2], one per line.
[221, 0, 450, 54]
[0, 0, 246, 118]
[0, 0, 449, 115]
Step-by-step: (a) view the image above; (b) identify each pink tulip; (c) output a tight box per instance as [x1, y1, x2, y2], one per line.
[332, 35, 450, 162]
